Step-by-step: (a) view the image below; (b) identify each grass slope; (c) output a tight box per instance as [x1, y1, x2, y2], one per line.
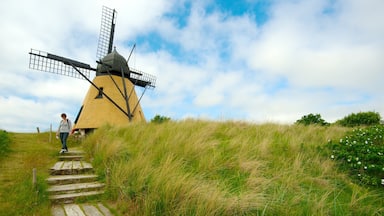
[82, 120, 384, 215]
[0, 132, 75, 215]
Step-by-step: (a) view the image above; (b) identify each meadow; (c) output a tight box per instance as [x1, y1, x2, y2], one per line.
[82, 120, 383, 215]
[0, 120, 383, 215]
[0, 132, 81, 216]
[0, 132, 55, 215]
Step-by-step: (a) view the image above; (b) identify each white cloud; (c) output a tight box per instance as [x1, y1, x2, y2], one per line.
[194, 72, 243, 107]
[0, 96, 71, 132]
[246, 0, 384, 90]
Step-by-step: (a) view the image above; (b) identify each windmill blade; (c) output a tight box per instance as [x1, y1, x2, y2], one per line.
[29, 49, 95, 80]
[126, 43, 136, 63]
[96, 6, 117, 60]
[129, 68, 156, 88]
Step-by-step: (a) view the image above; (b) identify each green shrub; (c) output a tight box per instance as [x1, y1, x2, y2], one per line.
[295, 113, 329, 126]
[328, 125, 384, 186]
[151, 115, 171, 124]
[336, 111, 381, 127]
[0, 130, 11, 158]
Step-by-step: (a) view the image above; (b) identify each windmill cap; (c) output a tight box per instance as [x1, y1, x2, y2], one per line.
[96, 48, 129, 76]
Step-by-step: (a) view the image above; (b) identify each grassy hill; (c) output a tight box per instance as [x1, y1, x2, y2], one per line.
[0, 120, 383, 215]
[81, 120, 383, 215]
[0, 132, 84, 215]
[0, 132, 56, 215]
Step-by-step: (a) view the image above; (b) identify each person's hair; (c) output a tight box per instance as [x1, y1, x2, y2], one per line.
[61, 113, 67, 118]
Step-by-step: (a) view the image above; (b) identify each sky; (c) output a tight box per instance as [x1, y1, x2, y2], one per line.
[0, 0, 383, 132]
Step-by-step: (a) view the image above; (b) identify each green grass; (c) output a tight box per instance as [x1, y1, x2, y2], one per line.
[0, 132, 80, 216]
[82, 120, 384, 215]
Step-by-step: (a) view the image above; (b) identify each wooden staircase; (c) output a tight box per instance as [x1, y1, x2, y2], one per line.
[48, 148, 113, 216]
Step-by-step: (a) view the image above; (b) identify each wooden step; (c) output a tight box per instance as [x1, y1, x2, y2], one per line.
[58, 155, 84, 161]
[62, 149, 84, 156]
[47, 174, 98, 185]
[52, 203, 113, 216]
[48, 182, 105, 195]
[50, 161, 93, 175]
[50, 190, 104, 204]
[48, 147, 106, 205]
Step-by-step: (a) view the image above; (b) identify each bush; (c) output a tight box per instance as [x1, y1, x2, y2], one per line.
[336, 111, 381, 127]
[295, 113, 329, 126]
[328, 125, 384, 186]
[151, 115, 171, 124]
[0, 130, 11, 158]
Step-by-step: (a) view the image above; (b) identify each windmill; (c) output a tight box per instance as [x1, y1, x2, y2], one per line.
[28, 6, 156, 133]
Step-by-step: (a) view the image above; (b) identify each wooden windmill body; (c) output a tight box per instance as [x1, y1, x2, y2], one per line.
[74, 49, 146, 130]
[28, 6, 156, 132]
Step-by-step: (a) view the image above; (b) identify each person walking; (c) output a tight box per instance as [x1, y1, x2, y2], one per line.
[56, 113, 72, 154]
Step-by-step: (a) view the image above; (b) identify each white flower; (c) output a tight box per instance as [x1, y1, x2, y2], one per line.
[331, 155, 335, 159]
[357, 161, 362, 165]
[364, 166, 367, 170]
[382, 179, 384, 185]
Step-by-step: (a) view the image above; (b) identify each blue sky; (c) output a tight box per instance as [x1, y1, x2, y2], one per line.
[0, 0, 383, 132]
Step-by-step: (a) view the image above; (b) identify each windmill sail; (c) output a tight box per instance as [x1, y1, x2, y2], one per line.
[129, 67, 156, 88]
[29, 49, 94, 80]
[96, 6, 116, 60]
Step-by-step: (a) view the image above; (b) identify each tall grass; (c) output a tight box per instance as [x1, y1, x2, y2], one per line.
[0, 132, 77, 216]
[82, 120, 384, 215]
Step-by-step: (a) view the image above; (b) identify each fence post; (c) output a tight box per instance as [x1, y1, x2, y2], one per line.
[32, 168, 37, 189]
[49, 124, 52, 143]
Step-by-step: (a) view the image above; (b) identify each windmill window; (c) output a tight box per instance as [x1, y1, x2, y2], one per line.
[95, 87, 104, 99]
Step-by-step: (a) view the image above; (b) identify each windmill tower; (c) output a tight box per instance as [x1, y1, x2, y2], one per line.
[29, 6, 156, 133]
